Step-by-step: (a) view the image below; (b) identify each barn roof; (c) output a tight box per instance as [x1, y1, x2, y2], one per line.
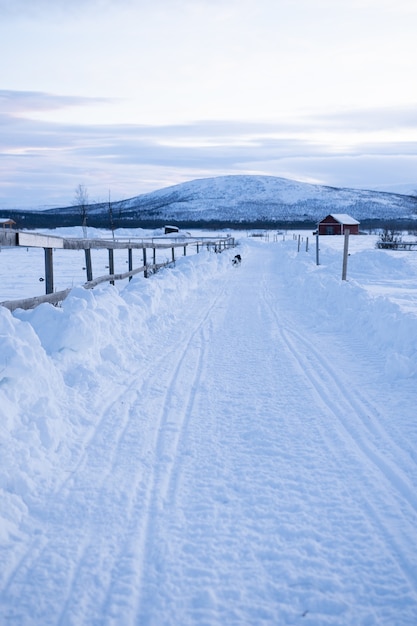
[327, 214, 360, 225]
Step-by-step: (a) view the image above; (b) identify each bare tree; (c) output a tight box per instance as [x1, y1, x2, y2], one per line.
[376, 225, 402, 249]
[74, 184, 89, 238]
[108, 189, 115, 240]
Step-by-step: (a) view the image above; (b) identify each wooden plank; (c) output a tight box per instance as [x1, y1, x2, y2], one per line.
[5, 231, 232, 251]
[84, 266, 146, 289]
[0, 289, 71, 312]
[84, 261, 172, 289]
[17, 231, 65, 249]
[62, 237, 231, 251]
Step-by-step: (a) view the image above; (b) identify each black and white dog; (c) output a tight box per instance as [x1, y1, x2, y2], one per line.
[232, 254, 242, 266]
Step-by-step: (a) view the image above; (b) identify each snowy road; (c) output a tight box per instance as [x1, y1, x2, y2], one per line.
[1, 236, 417, 624]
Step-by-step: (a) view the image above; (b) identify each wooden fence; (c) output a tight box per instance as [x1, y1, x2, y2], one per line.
[0, 230, 235, 311]
[375, 241, 417, 250]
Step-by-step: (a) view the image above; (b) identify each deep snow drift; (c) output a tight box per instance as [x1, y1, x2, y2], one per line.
[1, 231, 417, 625]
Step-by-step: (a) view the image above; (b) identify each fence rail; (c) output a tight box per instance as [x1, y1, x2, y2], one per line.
[1, 230, 235, 311]
[376, 241, 417, 250]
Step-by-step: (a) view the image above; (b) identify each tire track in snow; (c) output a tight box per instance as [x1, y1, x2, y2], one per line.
[127, 302, 220, 623]
[93, 280, 226, 623]
[154, 320, 211, 508]
[279, 324, 417, 593]
[260, 276, 417, 593]
[64, 278, 227, 623]
[282, 324, 417, 513]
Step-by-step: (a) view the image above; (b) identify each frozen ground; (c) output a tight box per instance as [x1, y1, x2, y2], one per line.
[0, 230, 417, 625]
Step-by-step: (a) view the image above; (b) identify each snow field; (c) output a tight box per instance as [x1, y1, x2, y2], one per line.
[0, 231, 417, 624]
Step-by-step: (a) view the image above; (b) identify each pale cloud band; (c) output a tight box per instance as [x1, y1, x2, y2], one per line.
[1, 89, 417, 209]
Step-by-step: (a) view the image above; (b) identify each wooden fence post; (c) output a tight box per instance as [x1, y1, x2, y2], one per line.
[316, 233, 320, 266]
[128, 248, 133, 281]
[85, 248, 93, 282]
[44, 247, 54, 294]
[172, 247, 175, 262]
[342, 229, 350, 280]
[143, 248, 147, 277]
[108, 249, 114, 285]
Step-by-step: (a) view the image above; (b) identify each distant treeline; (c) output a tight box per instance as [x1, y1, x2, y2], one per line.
[1, 211, 416, 233]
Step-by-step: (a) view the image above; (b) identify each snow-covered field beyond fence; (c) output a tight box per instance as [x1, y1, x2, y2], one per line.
[1, 229, 417, 625]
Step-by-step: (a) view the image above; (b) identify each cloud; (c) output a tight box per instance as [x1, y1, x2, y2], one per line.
[0, 90, 112, 115]
[311, 105, 417, 132]
[0, 0, 199, 20]
[3, 110, 414, 165]
[1, 91, 417, 208]
[0, 0, 123, 18]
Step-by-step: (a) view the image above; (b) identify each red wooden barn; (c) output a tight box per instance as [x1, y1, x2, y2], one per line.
[318, 214, 360, 235]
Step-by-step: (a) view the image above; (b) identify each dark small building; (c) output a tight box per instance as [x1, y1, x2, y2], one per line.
[318, 214, 360, 235]
[164, 225, 179, 234]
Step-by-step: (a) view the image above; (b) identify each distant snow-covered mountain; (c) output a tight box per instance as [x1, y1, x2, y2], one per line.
[90, 175, 417, 225]
[6, 175, 417, 228]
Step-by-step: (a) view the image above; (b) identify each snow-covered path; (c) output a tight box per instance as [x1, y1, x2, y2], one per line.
[1, 237, 417, 624]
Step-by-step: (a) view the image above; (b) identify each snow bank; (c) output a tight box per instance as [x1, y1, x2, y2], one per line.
[0, 249, 231, 546]
[275, 240, 417, 381]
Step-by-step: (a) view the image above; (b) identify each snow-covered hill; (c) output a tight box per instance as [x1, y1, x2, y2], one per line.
[5, 175, 417, 228]
[91, 175, 417, 224]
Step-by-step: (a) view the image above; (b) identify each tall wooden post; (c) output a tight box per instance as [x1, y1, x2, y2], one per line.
[128, 248, 133, 281]
[84, 248, 93, 282]
[108, 248, 114, 285]
[316, 233, 320, 265]
[143, 247, 147, 277]
[171, 247, 175, 263]
[342, 229, 350, 280]
[44, 247, 54, 294]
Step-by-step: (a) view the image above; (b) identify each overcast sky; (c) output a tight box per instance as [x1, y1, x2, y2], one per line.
[1, 0, 417, 209]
